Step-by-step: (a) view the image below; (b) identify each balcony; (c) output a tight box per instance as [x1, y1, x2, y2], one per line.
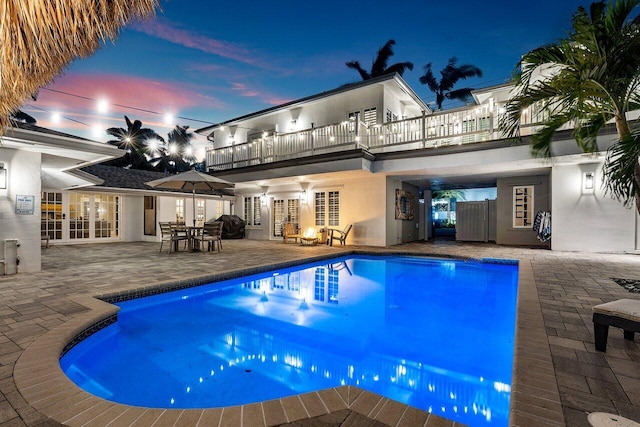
[205, 103, 542, 172]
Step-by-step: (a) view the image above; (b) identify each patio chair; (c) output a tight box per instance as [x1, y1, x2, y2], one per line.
[283, 222, 302, 243]
[327, 224, 352, 246]
[41, 232, 49, 248]
[195, 221, 223, 252]
[159, 222, 188, 254]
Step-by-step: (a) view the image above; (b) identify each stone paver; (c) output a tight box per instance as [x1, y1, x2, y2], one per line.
[0, 240, 638, 426]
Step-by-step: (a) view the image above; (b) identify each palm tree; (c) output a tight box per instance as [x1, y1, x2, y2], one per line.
[432, 190, 466, 201]
[346, 39, 414, 80]
[105, 116, 164, 170]
[499, 0, 640, 212]
[166, 125, 196, 172]
[419, 57, 483, 110]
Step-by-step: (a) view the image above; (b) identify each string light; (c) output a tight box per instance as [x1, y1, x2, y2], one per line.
[34, 87, 216, 126]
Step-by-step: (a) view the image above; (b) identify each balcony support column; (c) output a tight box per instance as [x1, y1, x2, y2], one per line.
[311, 123, 315, 155]
[421, 110, 426, 148]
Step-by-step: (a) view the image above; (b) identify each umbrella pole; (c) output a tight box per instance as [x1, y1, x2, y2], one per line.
[192, 187, 197, 227]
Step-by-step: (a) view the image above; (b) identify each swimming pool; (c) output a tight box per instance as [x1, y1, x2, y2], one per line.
[61, 254, 518, 426]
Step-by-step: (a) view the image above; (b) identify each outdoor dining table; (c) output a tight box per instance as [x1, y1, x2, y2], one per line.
[185, 225, 204, 252]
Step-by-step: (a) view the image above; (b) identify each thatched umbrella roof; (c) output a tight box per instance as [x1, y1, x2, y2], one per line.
[0, 0, 159, 133]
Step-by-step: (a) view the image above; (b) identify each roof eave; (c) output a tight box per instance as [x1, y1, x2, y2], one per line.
[196, 73, 429, 136]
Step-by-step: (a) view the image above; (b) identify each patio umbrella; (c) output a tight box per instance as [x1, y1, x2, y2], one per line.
[146, 170, 235, 226]
[0, 0, 158, 133]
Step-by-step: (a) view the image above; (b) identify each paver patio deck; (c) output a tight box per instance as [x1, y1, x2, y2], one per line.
[0, 239, 638, 427]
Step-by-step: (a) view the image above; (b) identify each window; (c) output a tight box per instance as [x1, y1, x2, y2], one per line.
[69, 193, 90, 239]
[243, 196, 262, 226]
[385, 108, 398, 123]
[363, 107, 377, 126]
[94, 194, 119, 238]
[328, 191, 340, 226]
[513, 186, 534, 228]
[196, 200, 205, 224]
[315, 190, 340, 227]
[273, 199, 285, 237]
[253, 196, 261, 225]
[347, 111, 359, 132]
[67, 193, 120, 239]
[315, 192, 326, 226]
[176, 199, 184, 223]
[287, 199, 299, 224]
[216, 201, 224, 218]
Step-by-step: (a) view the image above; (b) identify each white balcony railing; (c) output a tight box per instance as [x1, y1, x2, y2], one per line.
[206, 104, 506, 171]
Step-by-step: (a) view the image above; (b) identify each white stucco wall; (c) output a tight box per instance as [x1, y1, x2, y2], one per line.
[0, 148, 41, 273]
[339, 175, 387, 246]
[237, 175, 388, 246]
[551, 163, 636, 252]
[120, 194, 145, 242]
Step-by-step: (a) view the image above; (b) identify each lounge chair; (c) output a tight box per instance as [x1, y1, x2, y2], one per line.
[283, 223, 302, 243]
[327, 224, 352, 246]
[592, 299, 640, 352]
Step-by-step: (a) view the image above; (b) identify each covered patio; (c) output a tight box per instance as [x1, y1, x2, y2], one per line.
[0, 240, 639, 426]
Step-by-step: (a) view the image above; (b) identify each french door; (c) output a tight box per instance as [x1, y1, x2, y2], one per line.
[272, 197, 299, 238]
[41, 192, 120, 242]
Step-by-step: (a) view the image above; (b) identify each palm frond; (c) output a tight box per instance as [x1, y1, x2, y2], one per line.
[384, 62, 414, 77]
[530, 114, 573, 157]
[603, 130, 640, 207]
[371, 39, 395, 76]
[446, 88, 475, 104]
[573, 114, 606, 153]
[346, 61, 370, 80]
[419, 65, 438, 93]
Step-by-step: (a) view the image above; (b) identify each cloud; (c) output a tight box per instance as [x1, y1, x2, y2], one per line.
[264, 96, 294, 106]
[37, 72, 223, 112]
[231, 83, 260, 98]
[229, 82, 294, 106]
[132, 19, 266, 68]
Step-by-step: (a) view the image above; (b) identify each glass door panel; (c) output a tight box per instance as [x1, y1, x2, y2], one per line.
[41, 192, 63, 241]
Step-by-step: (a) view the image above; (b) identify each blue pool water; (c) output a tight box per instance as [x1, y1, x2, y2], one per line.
[61, 255, 518, 426]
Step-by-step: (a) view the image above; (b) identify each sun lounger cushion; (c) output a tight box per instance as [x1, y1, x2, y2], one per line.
[592, 299, 640, 352]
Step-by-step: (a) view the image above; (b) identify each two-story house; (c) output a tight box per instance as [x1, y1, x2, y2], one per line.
[197, 73, 637, 253]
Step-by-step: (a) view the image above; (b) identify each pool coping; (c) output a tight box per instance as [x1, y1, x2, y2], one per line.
[13, 251, 562, 426]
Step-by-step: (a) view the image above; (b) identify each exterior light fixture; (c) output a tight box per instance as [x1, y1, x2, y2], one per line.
[584, 172, 594, 190]
[0, 163, 6, 189]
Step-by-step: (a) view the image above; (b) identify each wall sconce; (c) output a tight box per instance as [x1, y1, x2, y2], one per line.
[260, 193, 267, 205]
[584, 172, 594, 190]
[299, 189, 307, 204]
[0, 163, 6, 189]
